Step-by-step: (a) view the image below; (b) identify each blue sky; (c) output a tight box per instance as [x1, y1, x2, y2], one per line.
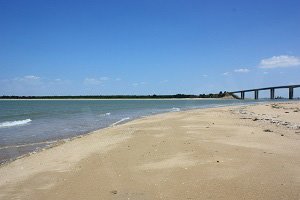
[0, 0, 300, 97]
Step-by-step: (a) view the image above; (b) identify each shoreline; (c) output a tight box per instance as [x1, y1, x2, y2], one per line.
[0, 104, 232, 166]
[0, 100, 265, 166]
[0, 100, 292, 166]
[0, 101, 299, 199]
[0, 100, 261, 165]
[0, 98, 236, 101]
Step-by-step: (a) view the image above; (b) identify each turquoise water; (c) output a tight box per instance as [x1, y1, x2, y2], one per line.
[0, 99, 265, 163]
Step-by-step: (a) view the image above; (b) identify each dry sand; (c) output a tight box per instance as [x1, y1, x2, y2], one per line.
[0, 101, 299, 200]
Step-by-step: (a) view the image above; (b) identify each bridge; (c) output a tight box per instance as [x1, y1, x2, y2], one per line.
[230, 84, 300, 100]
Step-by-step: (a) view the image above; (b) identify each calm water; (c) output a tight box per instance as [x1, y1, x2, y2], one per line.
[0, 99, 266, 163]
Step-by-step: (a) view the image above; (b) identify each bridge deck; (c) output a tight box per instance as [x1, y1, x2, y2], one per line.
[231, 84, 300, 93]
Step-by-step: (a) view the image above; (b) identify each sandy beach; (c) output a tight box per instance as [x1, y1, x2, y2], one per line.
[0, 101, 299, 200]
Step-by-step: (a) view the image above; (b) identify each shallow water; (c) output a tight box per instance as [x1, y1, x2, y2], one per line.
[0, 99, 271, 163]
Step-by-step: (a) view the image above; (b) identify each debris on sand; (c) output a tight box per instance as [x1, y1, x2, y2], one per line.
[110, 190, 118, 195]
[263, 129, 273, 132]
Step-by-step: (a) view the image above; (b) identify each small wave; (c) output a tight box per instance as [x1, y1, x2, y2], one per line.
[111, 117, 130, 126]
[0, 140, 57, 150]
[171, 107, 181, 112]
[0, 119, 32, 128]
[99, 112, 111, 117]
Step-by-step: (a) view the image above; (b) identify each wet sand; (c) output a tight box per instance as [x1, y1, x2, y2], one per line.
[0, 101, 299, 200]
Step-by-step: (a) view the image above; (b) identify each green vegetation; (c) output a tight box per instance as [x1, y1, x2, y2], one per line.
[0, 92, 238, 99]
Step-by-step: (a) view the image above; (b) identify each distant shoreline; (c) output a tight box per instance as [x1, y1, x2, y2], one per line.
[0, 92, 238, 100]
[0, 98, 232, 101]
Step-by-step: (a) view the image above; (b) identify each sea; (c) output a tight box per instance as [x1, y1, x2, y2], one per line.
[0, 99, 269, 164]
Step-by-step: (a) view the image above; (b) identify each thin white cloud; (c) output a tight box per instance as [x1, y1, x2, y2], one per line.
[201, 74, 208, 77]
[234, 68, 250, 73]
[13, 75, 41, 82]
[259, 55, 300, 69]
[49, 78, 71, 85]
[6, 76, 68, 84]
[132, 82, 146, 87]
[84, 78, 102, 85]
[160, 80, 169, 83]
[99, 77, 109, 81]
[1, 76, 72, 95]
[24, 75, 40, 80]
[83, 77, 109, 85]
[222, 72, 230, 76]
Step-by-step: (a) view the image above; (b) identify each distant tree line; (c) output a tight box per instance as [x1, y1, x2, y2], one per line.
[0, 92, 238, 99]
[198, 91, 239, 99]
